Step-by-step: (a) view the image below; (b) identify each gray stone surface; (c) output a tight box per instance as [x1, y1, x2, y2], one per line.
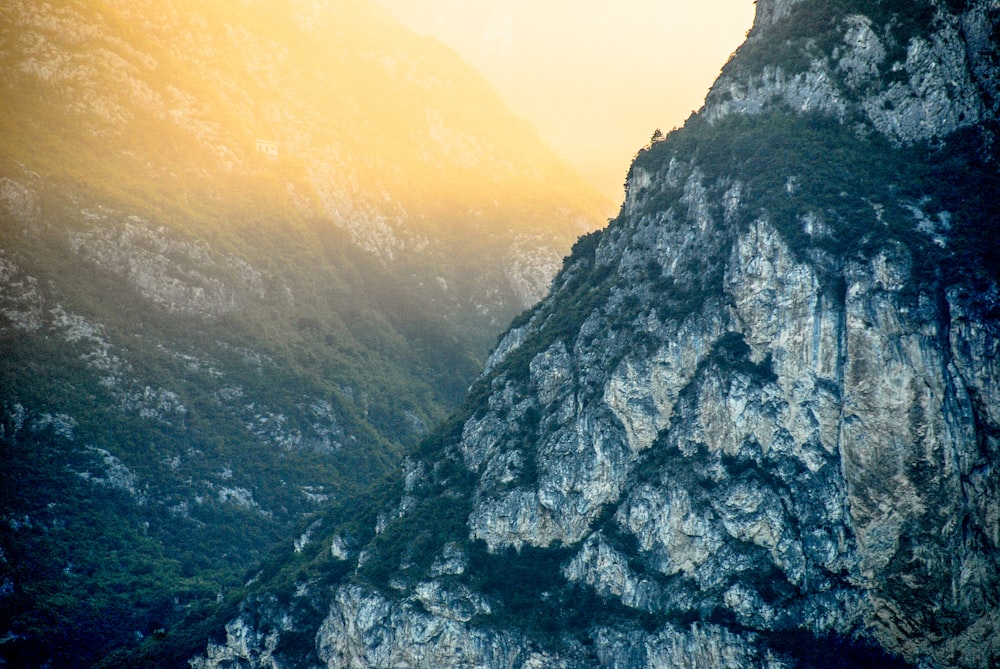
[191, 2, 1000, 667]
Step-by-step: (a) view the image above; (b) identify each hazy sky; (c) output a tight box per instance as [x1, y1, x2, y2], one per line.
[376, 0, 757, 205]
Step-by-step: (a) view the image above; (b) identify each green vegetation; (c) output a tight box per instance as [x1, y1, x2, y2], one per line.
[0, 0, 604, 664]
[633, 111, 1000, 291]
[0, 165, 491, 666]
[93, 477, 394, 669]
[712, 332, 777, 382]
[762, 630, 913, 669]
[320, 49, 999, 669]
[479, 230, 615, 390]
[727, 0, 939, 81]
[4, 1, 995, 665]
[461, 541, 656, 638]
[357, 416, 474, 587]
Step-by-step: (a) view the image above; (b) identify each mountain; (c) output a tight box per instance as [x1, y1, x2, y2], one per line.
[180, 1, 1000, 668]
[1, 0, 606, 323]
[0, 0, 607, 666]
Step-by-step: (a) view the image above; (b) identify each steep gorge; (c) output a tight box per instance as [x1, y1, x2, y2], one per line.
[185, 1, 1000, 668]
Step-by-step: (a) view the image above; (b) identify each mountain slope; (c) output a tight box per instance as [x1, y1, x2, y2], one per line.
[185, 1, 1000, 668]
[0, 0, 607, 666]
[1, 0, 606, 322]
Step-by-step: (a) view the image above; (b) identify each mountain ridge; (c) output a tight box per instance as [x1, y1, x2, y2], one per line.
[181, 1, 1000, 668]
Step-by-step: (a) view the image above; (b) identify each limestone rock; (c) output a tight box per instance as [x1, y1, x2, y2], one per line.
[189, 2, 1000, 667]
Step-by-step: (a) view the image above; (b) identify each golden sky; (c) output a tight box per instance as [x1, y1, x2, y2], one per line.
[376, 0, 757, 205]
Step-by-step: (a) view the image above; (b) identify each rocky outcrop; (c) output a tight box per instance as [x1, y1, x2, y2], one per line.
[706, 0, 997, 145]
[0, 252, 45, 331]
[752, 0, 807, 29]
[503, 235, 568, 310]
[68, 214, 267, 317]
[202, 584, 793, 669]
[189, 2, 1000, 668]
[2, 175, 266, 319]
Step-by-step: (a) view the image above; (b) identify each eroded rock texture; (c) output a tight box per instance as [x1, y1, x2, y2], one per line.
[191, 2, 1000, 667]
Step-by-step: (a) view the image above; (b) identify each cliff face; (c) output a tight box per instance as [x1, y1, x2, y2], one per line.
[706, 0, 998, 144]
[188, 1, 1000, 668]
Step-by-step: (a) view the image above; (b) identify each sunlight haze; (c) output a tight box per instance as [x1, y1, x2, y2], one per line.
[376, 0, 757, 205]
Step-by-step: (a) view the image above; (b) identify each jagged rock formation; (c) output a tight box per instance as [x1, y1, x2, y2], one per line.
[185, 1, 1000, 668]
[705, 0, 997, 144]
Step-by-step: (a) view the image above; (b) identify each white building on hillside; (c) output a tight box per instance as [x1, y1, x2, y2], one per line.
[255, 139, 279, 157]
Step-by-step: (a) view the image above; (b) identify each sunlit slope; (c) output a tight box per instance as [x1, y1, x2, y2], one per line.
[0, 0, 606, 321]
[0, 1, 606, 667]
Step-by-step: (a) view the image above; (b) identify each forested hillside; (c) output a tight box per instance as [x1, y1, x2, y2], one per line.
[0, 1, 606, 666]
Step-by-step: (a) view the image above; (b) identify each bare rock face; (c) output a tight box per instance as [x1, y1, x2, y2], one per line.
[190, 2, 1000, 668]
[67, 214, 267, 317]
[705, 0, 996, 145]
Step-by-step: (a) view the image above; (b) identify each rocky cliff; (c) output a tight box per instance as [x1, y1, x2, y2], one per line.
[183, 1, 1000, 668]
